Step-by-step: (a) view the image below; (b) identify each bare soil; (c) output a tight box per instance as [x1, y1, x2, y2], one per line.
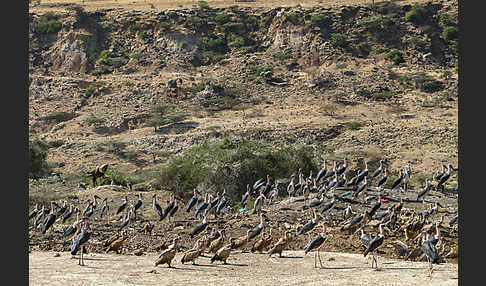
[29, 250, 458, 286]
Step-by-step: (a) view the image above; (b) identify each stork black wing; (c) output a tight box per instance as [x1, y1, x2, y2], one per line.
[305, 234, 325, 254]
[364, 235, 384, 257]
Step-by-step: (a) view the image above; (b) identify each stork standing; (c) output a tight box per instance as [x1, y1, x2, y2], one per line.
[315, 160, 327, 184]
[100, 198, 109, 219]
[376, 168, 388, 188]
[371, 160, 385, 179]
[168, 199, 179, 221]
[34, 205, 46, 230]
[29, 204, 39, 221]
[70, 219, 92, 266]
[297, 210, 321, 243]
[363, 224, 385, 269]
[194, 193, 211, 219]
[304, 223, 328, 268]
[61, 205, 75, 223]
[190, 212, 209, 238]
[41, 201, 58, 236]
[215, 193, 227, 216]
[152, 194, 164, 220]
[241, 185, 251, 209]
[336, 158, 347, 176]
[437, 164, 453, 192]
[63, 208, 81, 240]
[355, 161, 369, 185]
[248, 213, 266, 240]
[420, 223, 441, 276]
[417, 179, 432, 203]
[161, 194, 175, 221]
[133, 193, 143, 212]
[116, 196, 128, 216]
[360, 229, 372, 264]
[252, 191, 266, 215]
[185, 189, 199, 213]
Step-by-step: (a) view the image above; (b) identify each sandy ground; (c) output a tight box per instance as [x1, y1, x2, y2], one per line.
[29, 250, 458, 286]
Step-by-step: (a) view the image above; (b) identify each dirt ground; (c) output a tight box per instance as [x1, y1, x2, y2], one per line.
[29, 250, 458, 286]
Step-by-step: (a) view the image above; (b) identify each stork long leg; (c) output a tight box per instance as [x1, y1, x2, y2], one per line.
[314, 251, 317, 268]
[318, 248, 323, 268]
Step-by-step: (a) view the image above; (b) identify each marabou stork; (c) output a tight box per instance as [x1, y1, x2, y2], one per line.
[420, 223, 441, 276]
[63, 208, 81, 239]
[252, 191, 266, 215]
[436, 164, 453, 191]
[215, 193, 227, 215]
[194, 193, 211, 219]
[190, 213, 208, 238]
[185, 189, 199, 213]
[169, 199, 179, 220]
[133, 193, 143, 211]
[376, 168, 388, 188]
[363, 224, 385, 269]
[304, 223, 328, 268]
[336, 158, 347, 176]
[248, 213, 266, 240]
[315, 160, 327, 184]
[152, 194, 164, 220]
[56, 200, 68, 216]
[100, 198, 109, 219]
[61, 205, 74, 223]
[355, 161, 369, 185]
[70, 219, 92, 266]
[161, 194, 175, 221]
[29, 204, 39, 221]
[116, 196, 128, 215]
[241, 185, 251, 209]
[417, 178, 432, 203]
[372, 160, 385, 179]
[297, 210, 321, 242]
[41, 201, 58, 235]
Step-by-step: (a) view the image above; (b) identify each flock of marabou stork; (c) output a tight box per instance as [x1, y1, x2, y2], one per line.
[29, 158, 457, 276]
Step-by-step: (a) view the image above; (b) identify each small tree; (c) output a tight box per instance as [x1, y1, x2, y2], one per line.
[146, 104, 188, 132]
[29, 138, 51, 178]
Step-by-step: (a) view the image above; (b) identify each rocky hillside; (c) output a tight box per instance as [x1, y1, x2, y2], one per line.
[28, 0, 458, 197]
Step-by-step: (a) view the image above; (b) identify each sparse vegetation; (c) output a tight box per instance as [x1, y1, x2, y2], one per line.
[146, 104, 189, 132]
[330, 33, 348, 48]
[29, 138, 51, 178]
[30, 12, 62, 35]
[405, 4, 428, 25]
[387, 49, 404, 64]
[345, 121, 365, 130]
[84, 116, 106, 126]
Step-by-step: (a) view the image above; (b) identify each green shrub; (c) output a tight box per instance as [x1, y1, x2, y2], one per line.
[146, 103, 188, 131]
[405, 5, 428, 24]
[272, 52, 292, 61]
[330, 33, 348, 48]
[442, 26, 459, 42]
[85, 81, 106, 97]
[214, 13, 231, 25]
[138, 30, 149, 40]
[310, 14, 331, 28]
[397, 72, 443, 93]
[197, 1, 210, 9]
[152, 138, 317, 201]
[197, 36, 228, 53]
[248, 64, 273, 76]
[85, 116, 106, 126]
[29, 138, 51, 178]
[357, 15, 392, 30]
[31, 12, 62, 35]
[345, 121, 364, 130]
[439, 13, 456, 28]
[408, 37, 426, 49]
[388, 49, 404, 64]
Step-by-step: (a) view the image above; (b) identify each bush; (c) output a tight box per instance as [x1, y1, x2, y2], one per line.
[442, 26, 459, 42]
[29, 138, 51, 178]
[153, 138, 317, 201]
[85, 81, 106, 97]
[30, 12, 62, 35]
[197, 36, 228, 54]
[408, 37, 426, 49]
[388, 49, 404, 64]
[310, 14, 331, 28]
[345, 121, 365, 130]
[85, 116, 106, 126]
[146, 103, 188, 131]
[272, 52, 292, 61]
[405, 5, 428, 24]
[439, 13, 456, 28]
[330, 33, 348, 48]
[197, 1, 210, 9]
[214, 13, 231, 25]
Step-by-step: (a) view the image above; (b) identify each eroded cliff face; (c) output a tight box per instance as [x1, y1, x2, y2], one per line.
[29, 1, 457, 76]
